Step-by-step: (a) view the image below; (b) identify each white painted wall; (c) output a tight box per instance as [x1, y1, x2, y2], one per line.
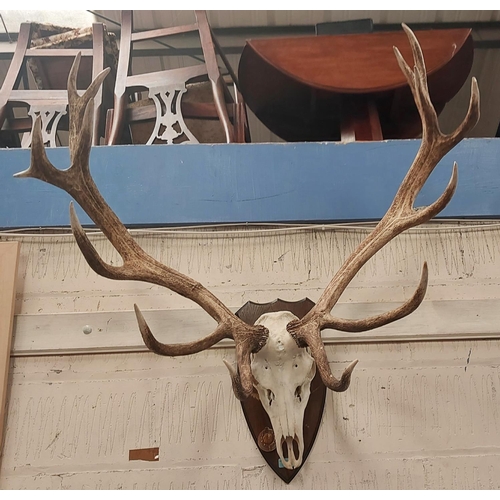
[1, 222, 500, 489]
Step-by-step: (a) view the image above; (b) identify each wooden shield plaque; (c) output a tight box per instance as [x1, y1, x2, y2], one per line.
[235, 298, 327, 483]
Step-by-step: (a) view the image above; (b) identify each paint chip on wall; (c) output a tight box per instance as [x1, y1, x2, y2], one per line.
[129, 447, 160, 461]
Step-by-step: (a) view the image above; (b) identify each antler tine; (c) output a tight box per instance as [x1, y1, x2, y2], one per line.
[67, 53, 110, 165]
[445, 77, 479, 147]
[15, 55, 269, 401]
[222, 360, 249, 401]
[14, 115, 63, 183]
[288, 24, 480, 391]
[134, 304, 230, 354]
[322, 261, 428, 332]
[308, 333, 358, 392]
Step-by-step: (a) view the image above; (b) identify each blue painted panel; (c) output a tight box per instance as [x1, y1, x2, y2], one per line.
[0, 139, 499, 228]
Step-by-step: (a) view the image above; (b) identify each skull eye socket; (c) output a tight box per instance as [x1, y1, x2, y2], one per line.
[295, 385, 302, 402]
[267, 389, 275, 406]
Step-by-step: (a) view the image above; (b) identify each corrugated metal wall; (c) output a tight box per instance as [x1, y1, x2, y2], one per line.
[1, 10, 499, 142]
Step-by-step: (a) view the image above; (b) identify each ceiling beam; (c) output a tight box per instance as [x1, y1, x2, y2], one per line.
[1, 19, 500, 43]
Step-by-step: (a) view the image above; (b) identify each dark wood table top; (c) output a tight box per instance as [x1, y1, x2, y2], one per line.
[239, 28, 473, 141]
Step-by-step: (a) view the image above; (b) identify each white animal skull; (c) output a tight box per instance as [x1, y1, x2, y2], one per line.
[251, 311, 316, 469]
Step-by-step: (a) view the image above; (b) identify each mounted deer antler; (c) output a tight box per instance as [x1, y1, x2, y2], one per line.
[13, 53, 268, 401]
[14, 23, 479, 473]
[287, 24, 480, 389]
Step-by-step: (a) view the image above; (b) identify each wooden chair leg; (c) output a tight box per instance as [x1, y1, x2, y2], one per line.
[210, 77, 234, 143]
[104, 108, 114, 144]
[91, 23, 105, 145]
[107, 10, 133, 145]
[106, 94, 127, 145]
[196, 11, 234, 143]
[235, 89, 251, 143]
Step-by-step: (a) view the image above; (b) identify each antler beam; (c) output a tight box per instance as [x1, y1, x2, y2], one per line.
[287, 24, 480, 391]
[15, 24, 480, 401]
[14, 53, 268, 400]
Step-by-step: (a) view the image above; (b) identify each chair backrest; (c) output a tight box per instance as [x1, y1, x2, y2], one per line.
[0, 22, 109, 148]
[106, 10, 248, 145]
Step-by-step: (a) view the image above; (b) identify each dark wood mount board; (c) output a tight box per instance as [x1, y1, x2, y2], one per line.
[235, 298, 327, 483]
[239, 28, 473, 141]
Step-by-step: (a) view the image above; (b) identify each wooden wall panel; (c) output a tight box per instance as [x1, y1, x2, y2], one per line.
[2, 220, 500, 488]
[0, 242, 20, 458]
[1, 340, 500, 489]
[5, 221, 500, 315]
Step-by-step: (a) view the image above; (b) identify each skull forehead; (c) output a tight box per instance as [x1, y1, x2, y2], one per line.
[254, 311, 300, 354]
[252, 311, 314, 386]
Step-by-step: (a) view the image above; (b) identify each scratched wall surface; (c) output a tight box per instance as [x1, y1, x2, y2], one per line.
[1, 223, 500, 489]
[7, 221, 500, 316]
[2, 342, 500, 489]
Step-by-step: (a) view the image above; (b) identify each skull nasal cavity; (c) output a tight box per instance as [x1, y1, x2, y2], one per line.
[281, 437, 300, 462]
[267, 389, 274, 406]
[295, 385, 302, 402]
